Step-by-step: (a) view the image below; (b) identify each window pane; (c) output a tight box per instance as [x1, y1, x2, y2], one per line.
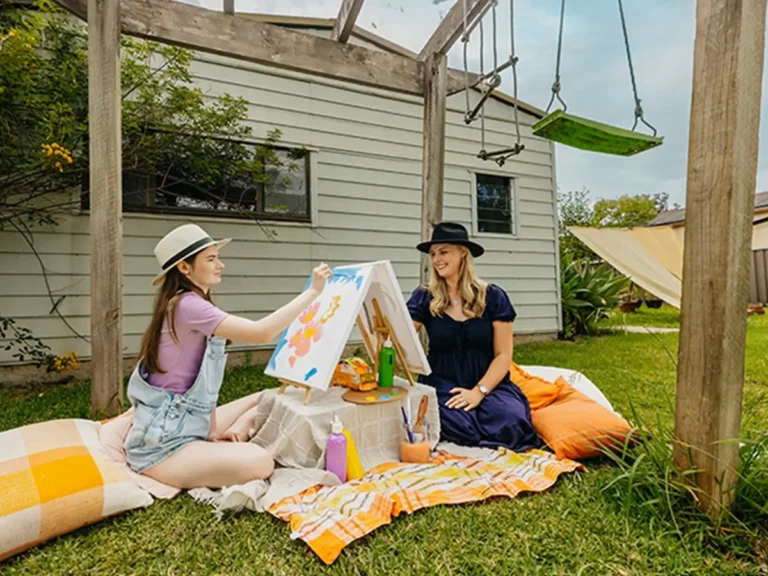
[263, 149, 309, 218]
[476, 173, 513, 234]
[84, 139, 310, 222]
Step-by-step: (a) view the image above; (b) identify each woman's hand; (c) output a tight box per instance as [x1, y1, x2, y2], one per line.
[309, 263, 333, 296]
[447, 387, 485, 411]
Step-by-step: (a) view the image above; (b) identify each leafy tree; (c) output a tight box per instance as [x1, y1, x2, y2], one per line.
[0, 0, 298, 368]
[592, 192, 669, 228]
[557, 187, 596, 261]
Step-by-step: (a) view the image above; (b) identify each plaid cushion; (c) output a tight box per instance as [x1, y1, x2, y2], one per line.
[0, 419, 153, 562]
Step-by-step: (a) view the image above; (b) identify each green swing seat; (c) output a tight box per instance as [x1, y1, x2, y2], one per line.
[532, 109, 663, 156]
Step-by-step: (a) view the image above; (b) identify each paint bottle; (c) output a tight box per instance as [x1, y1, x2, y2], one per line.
[378, 338, 395, 388]
[341, 428, 365, 481]
[326, 416, 347, 483]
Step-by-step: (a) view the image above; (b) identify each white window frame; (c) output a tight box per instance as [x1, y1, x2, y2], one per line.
[470, 169, 519, 239]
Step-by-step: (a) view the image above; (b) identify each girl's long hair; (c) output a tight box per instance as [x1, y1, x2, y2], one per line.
[428, 246, 487, 319]
[138, 254, 212, 374]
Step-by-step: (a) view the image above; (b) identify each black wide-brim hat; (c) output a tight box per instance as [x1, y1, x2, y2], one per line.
[416, 222, 484, 258]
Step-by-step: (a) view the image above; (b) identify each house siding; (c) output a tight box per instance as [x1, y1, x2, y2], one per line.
[0, 51, 560, 365]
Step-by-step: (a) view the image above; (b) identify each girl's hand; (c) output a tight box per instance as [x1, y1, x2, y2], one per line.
[309, 263, 332, 295]
[446, 387, 484, 411]
[215, 430, 242, 443]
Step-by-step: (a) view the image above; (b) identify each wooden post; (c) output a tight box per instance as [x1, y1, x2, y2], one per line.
[674, 0, 766, 514]
[419, 54, 447, 288]
[223, 0, 234, 15]
[88, 0, 124, 417]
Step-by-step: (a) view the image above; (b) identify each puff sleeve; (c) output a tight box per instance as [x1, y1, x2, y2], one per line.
[486, 284, 517, 322]
[406, 286, 431, 325]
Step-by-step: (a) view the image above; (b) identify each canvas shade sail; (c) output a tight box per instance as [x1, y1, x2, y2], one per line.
[568, 222, 768, 309]
[568, 226, 682, 308]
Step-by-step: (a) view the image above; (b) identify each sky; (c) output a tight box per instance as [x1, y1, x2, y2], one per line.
[182, 0, 768, 209]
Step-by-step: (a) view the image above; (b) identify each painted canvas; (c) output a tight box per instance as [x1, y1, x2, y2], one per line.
[265, 264, 375, 391]
[265, 261, 431, 392]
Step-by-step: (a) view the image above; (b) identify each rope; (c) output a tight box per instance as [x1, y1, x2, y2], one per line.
[617, 0, 657, 135]
[545, 0, 567, 113]
[509, 0, 521, 149]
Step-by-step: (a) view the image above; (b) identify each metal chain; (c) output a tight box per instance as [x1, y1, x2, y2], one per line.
[479, 19, 486, 153]
[546, 0, 568, 113]
[491, 0, 499, 77]
[462, 0, 471, 117]
[617, 0, 657, 135]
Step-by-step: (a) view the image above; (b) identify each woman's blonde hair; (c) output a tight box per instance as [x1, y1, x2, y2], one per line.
[428, 245, 487, 319]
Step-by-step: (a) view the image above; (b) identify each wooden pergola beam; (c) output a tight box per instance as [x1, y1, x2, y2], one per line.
[331, 0, 365, 43]
[418, 0, 493, 60]
[674, 0, 766, 514]
[56, 0, 474, 96]
[87, 0, 123, 417]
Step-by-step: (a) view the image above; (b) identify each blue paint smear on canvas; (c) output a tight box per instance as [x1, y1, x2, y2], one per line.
[304, 368, 318, 381]
[268, 327, 290, 371]
[328, 267, 364, 291]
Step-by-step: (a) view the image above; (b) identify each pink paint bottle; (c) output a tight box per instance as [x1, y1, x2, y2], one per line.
[326, 416, 347, 483]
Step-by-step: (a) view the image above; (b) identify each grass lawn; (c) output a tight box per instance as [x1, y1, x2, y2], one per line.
[598, 303, 681, 329]
[1, 319, 767, 575]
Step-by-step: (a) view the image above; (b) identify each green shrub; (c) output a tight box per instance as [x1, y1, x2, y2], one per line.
[560, 253, 628, 338]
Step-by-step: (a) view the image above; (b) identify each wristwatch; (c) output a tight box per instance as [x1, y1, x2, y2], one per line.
[477, 385, 489, 396]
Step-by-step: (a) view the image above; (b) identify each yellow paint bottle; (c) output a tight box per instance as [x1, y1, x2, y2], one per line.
[341, 428, 365, 481]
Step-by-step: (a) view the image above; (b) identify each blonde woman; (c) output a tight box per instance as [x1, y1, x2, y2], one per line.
[406, 222, 541, 451]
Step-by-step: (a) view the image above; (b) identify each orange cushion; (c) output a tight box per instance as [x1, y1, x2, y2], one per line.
[509, 363, 564, 410]
[531, 383, 635, 460]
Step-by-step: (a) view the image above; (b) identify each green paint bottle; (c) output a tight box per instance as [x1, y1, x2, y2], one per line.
[378, 338, 395, 388]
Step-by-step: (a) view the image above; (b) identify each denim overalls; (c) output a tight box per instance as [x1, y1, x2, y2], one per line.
[124, 336, 228, 473]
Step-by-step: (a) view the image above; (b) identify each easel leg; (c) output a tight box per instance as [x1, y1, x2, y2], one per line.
[356, 316, 376, 367]
[370, 298, 417, 387]
[278, 379, 313, 405]
[384, 317, 416, 387]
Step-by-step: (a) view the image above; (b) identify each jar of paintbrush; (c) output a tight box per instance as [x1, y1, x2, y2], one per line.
[399, 398, 430, 464]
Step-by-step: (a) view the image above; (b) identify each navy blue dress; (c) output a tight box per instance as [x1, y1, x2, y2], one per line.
[406, 284, 542, 452]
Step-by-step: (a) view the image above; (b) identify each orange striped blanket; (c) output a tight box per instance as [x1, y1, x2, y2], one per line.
[268, 449, 582, 565]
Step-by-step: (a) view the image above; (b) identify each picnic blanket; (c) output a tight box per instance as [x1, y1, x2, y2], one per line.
[267, 449, 582, 565]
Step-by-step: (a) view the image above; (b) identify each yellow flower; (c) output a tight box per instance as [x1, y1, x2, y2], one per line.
[24, 43, 31, 49]
[8, 30, 17, 37]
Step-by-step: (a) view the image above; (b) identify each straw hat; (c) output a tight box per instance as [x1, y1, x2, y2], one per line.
[152, 224, 231, 286]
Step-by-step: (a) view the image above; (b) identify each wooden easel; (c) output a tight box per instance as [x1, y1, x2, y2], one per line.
[357, 298, 417, 387]
[278, 379, 313, 405]
[278, 297, 417, 405]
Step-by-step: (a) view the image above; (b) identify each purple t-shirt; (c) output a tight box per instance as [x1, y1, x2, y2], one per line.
[148, 292, 229, 394]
